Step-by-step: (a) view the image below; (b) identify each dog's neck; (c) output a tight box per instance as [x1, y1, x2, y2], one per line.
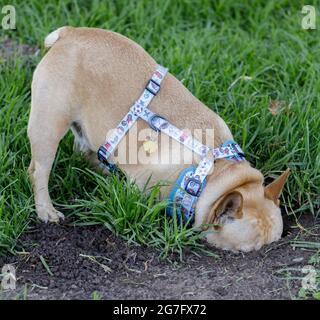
[194, 159, 264, 227]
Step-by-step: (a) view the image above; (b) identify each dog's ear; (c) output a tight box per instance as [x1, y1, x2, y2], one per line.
[264, 169, 290, 205]
[208, 191, 243, 227]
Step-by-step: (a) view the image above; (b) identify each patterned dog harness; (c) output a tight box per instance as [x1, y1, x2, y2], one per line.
[98, 65, 245, 224]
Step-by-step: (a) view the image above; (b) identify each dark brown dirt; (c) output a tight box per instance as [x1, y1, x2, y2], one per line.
[0, 214, 318, 300]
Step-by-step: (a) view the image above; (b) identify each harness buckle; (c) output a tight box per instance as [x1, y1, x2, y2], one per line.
[185, 177, 202, 197]
[97, 146, 117, 172]
[149, 114, 168, 132]
[146, 79, 161, 96]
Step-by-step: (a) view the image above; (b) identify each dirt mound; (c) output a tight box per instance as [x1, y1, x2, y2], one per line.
[0, 214, 318, 300]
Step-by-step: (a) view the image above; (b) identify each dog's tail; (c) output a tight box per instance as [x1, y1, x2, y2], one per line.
[44, 26, 71, 49]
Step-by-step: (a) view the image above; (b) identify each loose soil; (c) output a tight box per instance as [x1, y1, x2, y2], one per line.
[0, 214, 318, 300]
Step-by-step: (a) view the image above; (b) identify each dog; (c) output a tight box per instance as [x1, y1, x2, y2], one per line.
[27, 26, 289, 252]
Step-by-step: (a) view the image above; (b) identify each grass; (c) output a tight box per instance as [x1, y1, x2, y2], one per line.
[0, 0, 319, 257]
[70, 170, 211, 259]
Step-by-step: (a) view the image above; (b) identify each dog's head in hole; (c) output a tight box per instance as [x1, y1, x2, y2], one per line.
[195, 167, 290, 252]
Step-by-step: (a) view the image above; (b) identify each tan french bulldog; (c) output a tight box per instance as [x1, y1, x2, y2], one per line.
[27, 27, 290, 252]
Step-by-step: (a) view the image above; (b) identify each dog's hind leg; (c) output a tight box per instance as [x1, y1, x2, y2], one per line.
[28, 97, 71, 223]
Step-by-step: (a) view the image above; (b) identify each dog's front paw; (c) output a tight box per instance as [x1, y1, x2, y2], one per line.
[36, 205, 65, 223]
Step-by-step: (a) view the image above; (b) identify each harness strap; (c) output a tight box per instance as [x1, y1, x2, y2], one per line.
[139, 112, 244, 195]
[98, 65, 168, 170]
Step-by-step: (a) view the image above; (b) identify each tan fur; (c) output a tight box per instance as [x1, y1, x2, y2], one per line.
[265, 169, 290, 205]
[27, 27, 289, 251]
